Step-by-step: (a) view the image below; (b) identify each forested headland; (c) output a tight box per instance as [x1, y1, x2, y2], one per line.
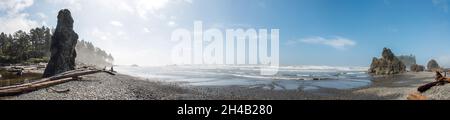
[0, 26, 113, 66]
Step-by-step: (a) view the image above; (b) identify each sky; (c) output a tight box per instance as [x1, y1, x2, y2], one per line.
[0, 0, 450, 67]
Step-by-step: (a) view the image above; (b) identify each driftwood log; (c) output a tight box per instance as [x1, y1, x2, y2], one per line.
[417, 72, 450, 93]
[0, 69, 116, 96]
[408, 71, 450, 100]
[407, 92, 428, 100]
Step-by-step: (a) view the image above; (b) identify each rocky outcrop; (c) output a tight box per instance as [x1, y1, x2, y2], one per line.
[43, 9, 78, 78]
[368, 48, 406, 75]
[427, 59, 441, 72]
[397, 54, 416, 70]
[410, 64, 425, 72]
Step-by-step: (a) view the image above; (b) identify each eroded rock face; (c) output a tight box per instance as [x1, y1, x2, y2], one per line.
[427, 59, 440, 72]
[43, 9, 78, 78]
[410, 64, 425, 72]
[368, 48, 406, 75]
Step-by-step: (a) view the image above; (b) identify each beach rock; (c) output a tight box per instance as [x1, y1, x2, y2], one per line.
[43, 9, 78, 78]
[368, 48, 406, 75]
[427, 59, 440, 72]
[410, 64, 425, 72]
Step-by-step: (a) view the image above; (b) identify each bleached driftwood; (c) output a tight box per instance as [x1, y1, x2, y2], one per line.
[407, 72, 450, 100]
[0, 69, 116, 96]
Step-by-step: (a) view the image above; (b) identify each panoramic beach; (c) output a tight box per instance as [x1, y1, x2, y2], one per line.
[1, 0, 449, 101]
[3, 1, 450, 119]
[0, 65, 445, 100]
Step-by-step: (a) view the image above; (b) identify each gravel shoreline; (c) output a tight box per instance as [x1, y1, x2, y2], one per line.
[1, 73, 206, 100]
[1, 71, 446, 100]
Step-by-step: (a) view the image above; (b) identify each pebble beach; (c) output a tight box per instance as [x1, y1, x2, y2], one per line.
[1, 71, 448, 100]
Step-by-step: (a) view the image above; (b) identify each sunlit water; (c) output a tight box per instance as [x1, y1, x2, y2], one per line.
[116, 65, 372, 91]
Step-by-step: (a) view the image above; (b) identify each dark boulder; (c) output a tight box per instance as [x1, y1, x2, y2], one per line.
[427, 59, 441, 72]
[410, 64, 425, 72]
[368, 48, 406, 75]
[43, 9, 78, 78]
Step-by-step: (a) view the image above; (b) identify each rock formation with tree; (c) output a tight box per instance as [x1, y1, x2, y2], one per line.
[368, 48, 406, 75]
[43, 9, 78, 78]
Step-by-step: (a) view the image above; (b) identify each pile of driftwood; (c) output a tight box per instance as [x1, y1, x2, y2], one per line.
[0, 68, 116, 96]
[408, 72, 450, 100]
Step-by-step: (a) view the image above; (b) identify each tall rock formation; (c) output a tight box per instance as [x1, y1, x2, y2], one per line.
[43, 9, 78, 77]
[368, 48, 406, 75]
[427, 59, 441, 72]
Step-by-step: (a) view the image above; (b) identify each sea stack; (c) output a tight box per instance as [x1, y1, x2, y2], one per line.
[368, 48, 406, 75]
[43, 9, 78, 78]
[427, 59, 441, 72]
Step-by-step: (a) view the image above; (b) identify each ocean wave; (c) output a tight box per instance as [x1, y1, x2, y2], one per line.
[279, 65, 368, 71]
[116, 65, 369, 81]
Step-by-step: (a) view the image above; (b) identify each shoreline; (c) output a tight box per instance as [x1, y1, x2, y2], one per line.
[1, 70, 444, 100]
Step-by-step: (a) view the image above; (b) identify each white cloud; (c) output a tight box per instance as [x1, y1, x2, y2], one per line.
[0, 14, 39, 34]
[110, 21, 124, 27]
[170, 15, 177, 19]
[117, 2, 135, 14]
[437, 55, 450, 68]
[136, 0, 170, 19]
[143, 28, 151, 33]
[38, 0, 191, 66]
[45, 0, 173, 20]
[37, 12, 47, 19]
[0, 0, 34, 15]
[168, 21, 177, 27]
[44, 0, 82, 11]
[289, 36, 356, 50]
[0, 0, 39, 34]
[433, 0, 449, 13]
[184, 0, 193, 4]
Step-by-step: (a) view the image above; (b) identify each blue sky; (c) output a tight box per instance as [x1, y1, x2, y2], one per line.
[1, 0, 450, 67]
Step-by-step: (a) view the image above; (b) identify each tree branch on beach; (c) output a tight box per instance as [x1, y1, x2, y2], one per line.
[408, 72, 450, 100]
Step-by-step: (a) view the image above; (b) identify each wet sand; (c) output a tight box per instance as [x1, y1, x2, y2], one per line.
[0, 72, 442, 100]
[190, 72, 436, 100]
